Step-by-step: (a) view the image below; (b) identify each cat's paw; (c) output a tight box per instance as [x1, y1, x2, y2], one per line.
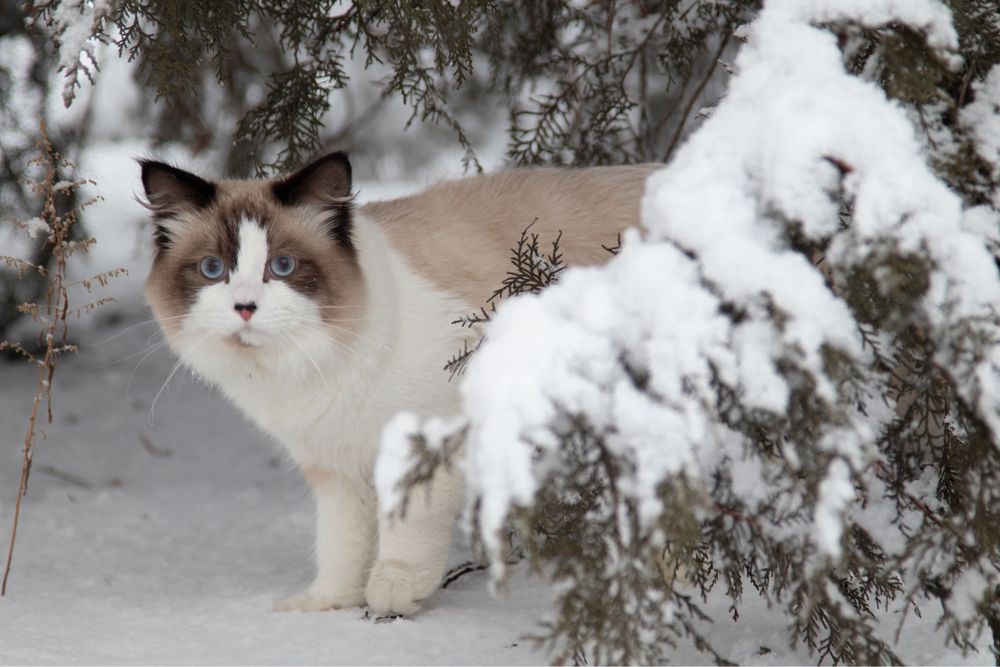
[274, 588, 365, 612]
[365, 559, 439, 616]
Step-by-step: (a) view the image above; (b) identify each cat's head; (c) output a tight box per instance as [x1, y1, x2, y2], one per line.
[140, 152, 365, 368]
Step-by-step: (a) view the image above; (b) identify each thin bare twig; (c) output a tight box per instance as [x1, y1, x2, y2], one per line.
[662, 30, 732, 163]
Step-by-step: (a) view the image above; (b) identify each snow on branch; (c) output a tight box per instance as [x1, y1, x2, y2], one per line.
[453, 0, 995, 567]
[30, 0, 116, 107]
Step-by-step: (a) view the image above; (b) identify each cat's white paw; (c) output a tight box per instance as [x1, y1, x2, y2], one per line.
[274, 588, 365, 612]
[365, 559, 439, 616]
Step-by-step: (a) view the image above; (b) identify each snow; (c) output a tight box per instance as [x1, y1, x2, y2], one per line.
[774, 0, 960, 54]
[962, 64, 1000, 206]
[376, 412, 425, 516]
[44, 0, 115, 107]
[0, 317, 986, 665]
[0, 310, 984, 665]
[24, 217, 50, 240]
[813, 458, 854, 558]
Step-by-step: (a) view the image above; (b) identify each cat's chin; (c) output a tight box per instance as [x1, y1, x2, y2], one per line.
[229, 329, 268, 348]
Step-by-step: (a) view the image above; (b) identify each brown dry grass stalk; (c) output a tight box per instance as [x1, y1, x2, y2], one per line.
[0, 122, 117, 595]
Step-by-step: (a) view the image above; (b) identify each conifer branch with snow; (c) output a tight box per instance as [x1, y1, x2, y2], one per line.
[380, 0, 1000, 662]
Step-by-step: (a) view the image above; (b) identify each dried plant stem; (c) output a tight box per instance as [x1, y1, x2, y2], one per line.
[1, 123, 86, 596]
[1, 343, 56, 595]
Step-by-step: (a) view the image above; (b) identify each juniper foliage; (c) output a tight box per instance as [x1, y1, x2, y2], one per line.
[445, 220, 566, 380]
[31, 0, 756, 173]
[33, 0, 494, 174]
[482, 0, 759, 165]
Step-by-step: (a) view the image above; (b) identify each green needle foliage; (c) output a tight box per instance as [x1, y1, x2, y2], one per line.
[30, 0, 757, 173]
[35, 0, 494, 174]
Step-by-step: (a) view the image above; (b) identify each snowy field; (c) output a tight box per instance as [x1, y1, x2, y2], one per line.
[0, 150, 994, 665]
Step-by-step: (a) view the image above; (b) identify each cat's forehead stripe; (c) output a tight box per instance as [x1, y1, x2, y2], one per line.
[234, 218, 269, 280]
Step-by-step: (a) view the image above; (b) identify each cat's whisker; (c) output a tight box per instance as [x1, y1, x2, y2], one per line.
[282, 325, 383, 373]
[284, 332, 331, 389]
[286, 315, 368, 326]
[280, 317, 365, 346]
[280, 322, 362, 362]
[286, 321, 371, 346]
[147, 332, 212, 426]
[271, 308, 365, 322]
[279, 315, 376, 345]
[91, 314, 187, 346]
[144, 331, 169, 347]
[93, 339, 170, 370]
[126, 340, 175, 402]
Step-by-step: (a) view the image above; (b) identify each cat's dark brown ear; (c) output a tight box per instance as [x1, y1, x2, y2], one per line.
[272, 152, 352, 207]
[139, 160, 217, 251]
[139, 160, 217, 216]
[272, 152, 354, 248]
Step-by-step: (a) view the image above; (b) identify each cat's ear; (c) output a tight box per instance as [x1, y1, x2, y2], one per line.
[139, 161, 217, 252]
[272, 152, 354, 247]
[139, 160, 217, 217]
[272, 151, 352, 208]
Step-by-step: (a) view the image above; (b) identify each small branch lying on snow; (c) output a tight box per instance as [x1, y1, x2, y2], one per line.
[35, 464, 92, 490]
[441, 561, 489, 589]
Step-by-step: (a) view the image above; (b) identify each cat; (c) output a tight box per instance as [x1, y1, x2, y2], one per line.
[140, 152, 654, 615]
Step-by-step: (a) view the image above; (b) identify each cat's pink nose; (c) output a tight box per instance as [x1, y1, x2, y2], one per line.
[235, 303, 257, 321]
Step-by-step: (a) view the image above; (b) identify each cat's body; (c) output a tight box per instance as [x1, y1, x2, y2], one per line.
[141, 154, 653, 615]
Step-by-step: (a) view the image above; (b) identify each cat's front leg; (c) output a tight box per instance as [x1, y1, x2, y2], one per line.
[365, 464, 464, 615]
[275, 467, 376, 612]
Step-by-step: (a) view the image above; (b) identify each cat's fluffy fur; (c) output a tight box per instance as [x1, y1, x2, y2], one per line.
[141, 153, 654, 615]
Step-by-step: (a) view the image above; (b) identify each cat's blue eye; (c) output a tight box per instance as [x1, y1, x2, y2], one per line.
[268, 255, 296, 278]
[199, 256, 226, 280]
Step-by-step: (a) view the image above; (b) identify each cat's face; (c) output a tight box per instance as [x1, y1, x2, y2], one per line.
[141, 153, 365, 365]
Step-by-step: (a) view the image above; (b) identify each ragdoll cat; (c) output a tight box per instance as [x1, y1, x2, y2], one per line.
[140, 152, 654, 615]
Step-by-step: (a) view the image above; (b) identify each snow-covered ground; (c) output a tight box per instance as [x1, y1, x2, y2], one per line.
[0, 313, 992, 664]
[0, 148, 993, 664]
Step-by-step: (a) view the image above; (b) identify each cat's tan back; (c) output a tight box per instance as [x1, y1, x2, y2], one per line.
[362, 165, 657, 305]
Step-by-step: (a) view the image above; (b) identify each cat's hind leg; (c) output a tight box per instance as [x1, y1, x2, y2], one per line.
[365, 464, 464, 615]
[275, 468, 376, 612]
